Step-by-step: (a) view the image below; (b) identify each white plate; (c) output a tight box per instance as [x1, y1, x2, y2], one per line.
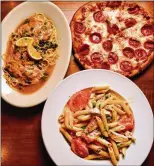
[1, 2, 72, 107]
[41, 69, 153, 166]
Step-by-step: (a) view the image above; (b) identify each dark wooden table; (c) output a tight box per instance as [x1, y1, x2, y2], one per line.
[1, 1, 154, 166]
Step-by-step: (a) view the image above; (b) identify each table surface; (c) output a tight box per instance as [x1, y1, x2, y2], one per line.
[1, 1, 154, 166]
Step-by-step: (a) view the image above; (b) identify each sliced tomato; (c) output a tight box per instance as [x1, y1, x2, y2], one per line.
[67, 88, 92, 112]
[71, 138, 89, 158]
[118, 115, 134, 131]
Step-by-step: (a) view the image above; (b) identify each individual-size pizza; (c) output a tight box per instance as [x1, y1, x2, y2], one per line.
[70, 1, 154, 77]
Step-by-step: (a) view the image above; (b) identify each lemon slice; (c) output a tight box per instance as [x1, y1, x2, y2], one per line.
[16, 37, 34, 47]
[28, 41, 42, 60]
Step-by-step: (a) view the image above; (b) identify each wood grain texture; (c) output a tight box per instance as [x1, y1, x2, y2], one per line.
[1, 1, 154, 166]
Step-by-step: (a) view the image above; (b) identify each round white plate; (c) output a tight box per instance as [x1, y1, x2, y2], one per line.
[1, 2, 72, 107]
[42, 69, 153, 166]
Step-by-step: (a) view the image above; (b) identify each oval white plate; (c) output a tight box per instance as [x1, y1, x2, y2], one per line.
[1, 2, 72, 107]
[42, 69, 153, 166]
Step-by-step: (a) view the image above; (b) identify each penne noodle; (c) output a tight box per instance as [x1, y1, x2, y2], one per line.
[99, 97, 113, 109]
[110, 125, 125, 132]
[74, 122, 88, 128]
[94, 89, 110, 94]
[96, 116, 108, 137]
[77, 114, 91, 121]
[107, 100, 132, 116]
[108, 144, 118, 166]
[111, 140, 120, 160]
[117, 140, 132, 148]
[121, 147, 127, 158]
[92, 86, 110, 92]
[59, 127, 72, 142]
[90, 93, 95, 99]
[95, 93, 105, 100]
[108, 122, 118, 128]
[88, 144, 102, 152]
[109, 131, 129, 143]
[96, 137, 111, 147]
[111, 108, 118, 122]
[64, 110, 71, 130]
[88, 100, 93, 109]
[112, 105, 125, 115]
[100, 109, 109, 132]
[69, 111, 74, 128]
[58, 114, 64, 123]
[84, 154, 104, 160]
[121, 103, 132, 116]
[97, 150, 110, 158]
[74, 110, 90, 117]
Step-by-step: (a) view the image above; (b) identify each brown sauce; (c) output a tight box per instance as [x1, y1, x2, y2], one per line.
[3, 14, 58, 95]
[16, 65, 55, 94]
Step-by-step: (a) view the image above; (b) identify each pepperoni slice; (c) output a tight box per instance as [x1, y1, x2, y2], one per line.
[93, 11, 105, 23]
[100, 62, 110, 70]
[144, 40, 154, 50]
[107, 1, 122, 8]
[102, 40, 113, 52]
[129, 38, 140, 48]
[125, 18, 137, 28]
[128, 5, 140, 14]
[107, 22, 119, 35]
[91, 52, 103, 63]
[74, 22, 86, 34]
[141, 24, 154, 36]
[123, 47, 135, 59]
[135, 49, 147, 60]
[71, 138, 89, 158]
[77, 44, 90, 56]
[108, 52, 118, 64]
[89, 32, 102, 44]
[120, 61, 132, 72]
[67, 88, 91, 112]
[118, 115, 134, 131]
[80, 57, 93, 67]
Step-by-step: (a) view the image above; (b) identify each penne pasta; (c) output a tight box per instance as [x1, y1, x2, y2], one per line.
[97, 150, 110, 158]
[109, 131, 129, 143]
[77, 114, 91, 121]
[108, 144, 118, 166]
[94, 89, 110, 94]
[95, 93, 105, 100]
[88, 144, 102, 152]
[111, 108, 118, 122]
[84, 154, 104, 160]
[96, 116, 108, 137]
[74, 122, 88, 128]
[112, 105, 125, 115]
[74, 110, 90, 117]
[117, 140, 132, 148]
[92, 86, 110, 92]
[100, 109, 109, 132]
[108, 122, 118, 128]
[96, 137, 111, 147]
[121, 147, 127, 158]
[110, 125, 125, 132]
[111, 140, 120, 160]
[59, 127, 72, 142]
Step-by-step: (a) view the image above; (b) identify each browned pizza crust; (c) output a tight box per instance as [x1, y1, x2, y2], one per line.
[70, 1, 154, 77]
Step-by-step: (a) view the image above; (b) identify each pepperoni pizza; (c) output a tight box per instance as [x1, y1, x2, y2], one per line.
[70, 1, 154, 77]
